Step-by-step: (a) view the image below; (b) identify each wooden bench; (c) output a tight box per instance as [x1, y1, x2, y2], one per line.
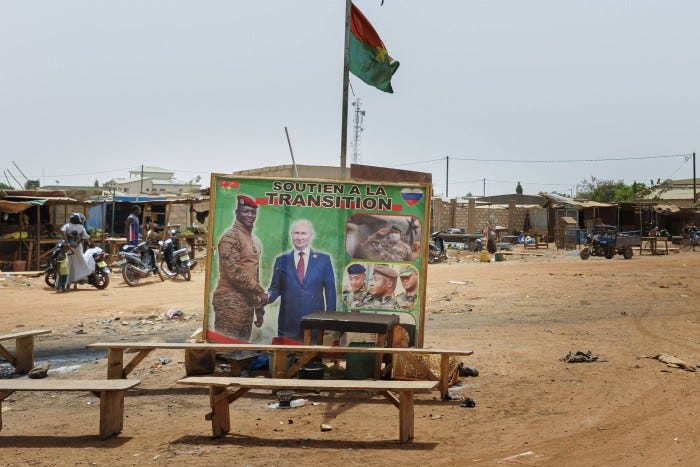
[0, 329, 51, 374]
[177, 376, 437, 443]
[0, 379, 140, 439]
[88, 342, 473, 399]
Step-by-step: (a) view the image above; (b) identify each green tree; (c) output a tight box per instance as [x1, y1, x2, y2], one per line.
[515, 181, 523, 195]
[94, 179, 100, 187]
[577, 177, 650, 202]
[0, 182, 11, 190]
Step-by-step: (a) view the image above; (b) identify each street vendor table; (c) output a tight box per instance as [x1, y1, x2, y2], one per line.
[639, 237, 670, 255]
[300, 311, 399, 377]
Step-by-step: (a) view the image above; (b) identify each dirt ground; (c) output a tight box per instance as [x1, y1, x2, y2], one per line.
[0, 246, 698, 466]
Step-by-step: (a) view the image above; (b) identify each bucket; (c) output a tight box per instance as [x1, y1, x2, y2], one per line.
[479, 251, 490, 262]
[12, 260, 27, 272]
[345, 342, 375, 380]
[495, 252, 504, 262]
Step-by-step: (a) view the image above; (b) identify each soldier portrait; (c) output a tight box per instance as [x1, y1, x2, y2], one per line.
[361, 264, 398, 309]
[395, 265, 418, 310]
[343, 263, 369, 308]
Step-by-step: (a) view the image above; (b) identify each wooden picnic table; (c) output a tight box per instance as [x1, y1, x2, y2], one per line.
[87, 341, 473, 399]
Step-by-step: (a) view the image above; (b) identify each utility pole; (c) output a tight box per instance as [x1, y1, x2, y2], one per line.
[140, 165, 144, 194]
[693, 152, 697, 203]
[445, 156, 449, 198]
[483, 178, 486, 198]
[351, 98, 365, 164]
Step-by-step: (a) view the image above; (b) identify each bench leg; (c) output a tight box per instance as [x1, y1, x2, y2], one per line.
[398, 391, 415, 443]
[14, 336, 35, 374]
[107, 349, 125, 379]
[439, 354, 450, 400]
[209, 386, 230, 438]
[99, 390, 125, 439]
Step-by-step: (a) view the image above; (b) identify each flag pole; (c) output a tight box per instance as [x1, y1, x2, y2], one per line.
[340, 0, 351, 179]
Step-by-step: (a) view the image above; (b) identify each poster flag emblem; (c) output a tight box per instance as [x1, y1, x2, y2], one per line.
[401, 188, 423, 206]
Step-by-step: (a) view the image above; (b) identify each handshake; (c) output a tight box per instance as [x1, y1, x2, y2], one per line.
[253, 291, 270, 328]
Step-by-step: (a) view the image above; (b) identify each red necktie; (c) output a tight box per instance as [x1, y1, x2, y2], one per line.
[297, 252, 305, 283]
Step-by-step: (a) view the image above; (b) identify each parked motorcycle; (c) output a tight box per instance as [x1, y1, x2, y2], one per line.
[44, 240, 70, 287]
[159, 229, 197, 281]
[44, 241, 110, 289]
[117, 234, 165, 286]
[428, 232, 448, 263]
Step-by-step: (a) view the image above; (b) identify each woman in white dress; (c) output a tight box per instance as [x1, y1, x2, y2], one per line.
[60, 213, 93, 289]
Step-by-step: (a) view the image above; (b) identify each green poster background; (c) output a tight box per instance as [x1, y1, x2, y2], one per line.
[204, 174, 431, 346]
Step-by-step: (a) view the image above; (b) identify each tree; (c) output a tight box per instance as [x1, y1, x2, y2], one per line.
[94, 179, 100, 187]
[576, 177, 650, 203]
[515, 181, 523, 195]
[0, 182, 11, 190]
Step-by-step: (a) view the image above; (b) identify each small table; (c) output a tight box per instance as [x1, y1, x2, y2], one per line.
[0, 329, 51, 374]
[300, 311, 399, 377]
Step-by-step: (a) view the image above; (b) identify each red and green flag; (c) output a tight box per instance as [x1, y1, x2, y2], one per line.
[349, 3, 399, 93]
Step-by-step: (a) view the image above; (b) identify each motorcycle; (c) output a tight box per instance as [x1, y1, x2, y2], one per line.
[158, 229, 197, 281]
[428, 232, 448, 263]
[44, 241, 110, 289]
[117, 233, 165, 286]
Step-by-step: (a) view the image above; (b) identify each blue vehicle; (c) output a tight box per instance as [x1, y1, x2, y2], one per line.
[580, 225, 640, 260]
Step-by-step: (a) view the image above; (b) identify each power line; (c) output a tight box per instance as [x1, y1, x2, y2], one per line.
[396, 152, 690, 167]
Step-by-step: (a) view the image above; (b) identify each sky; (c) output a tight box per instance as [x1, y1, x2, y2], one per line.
[1, 1, 699, 197]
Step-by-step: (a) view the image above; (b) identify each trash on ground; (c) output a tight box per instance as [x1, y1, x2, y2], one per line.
[164, 309, 184, 319]
[460, 397, 476, 408]
[562, 350, 599, 363]
[459, 363, 479, 377]
[320, 423, 332, 432]
[28, 362, 50, 379]
[640, 354, 696, 372]
[501, 451, 534, 463]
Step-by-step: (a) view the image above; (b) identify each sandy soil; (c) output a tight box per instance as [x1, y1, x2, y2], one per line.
[0, 246, 698, 466]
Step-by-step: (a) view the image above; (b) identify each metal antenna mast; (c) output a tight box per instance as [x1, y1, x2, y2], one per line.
[351, 98, 365, 164]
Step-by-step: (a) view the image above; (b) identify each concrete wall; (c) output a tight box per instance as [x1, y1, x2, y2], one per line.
[430, 197, 547, 235]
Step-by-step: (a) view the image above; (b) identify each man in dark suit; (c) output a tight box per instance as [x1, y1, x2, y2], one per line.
[267, 219, 337, 341]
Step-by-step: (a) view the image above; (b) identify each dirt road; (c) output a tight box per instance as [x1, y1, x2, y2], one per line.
[0, 248, 697, 466]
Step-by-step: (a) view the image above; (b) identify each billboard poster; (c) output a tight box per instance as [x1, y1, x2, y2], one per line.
[203, 174, 431, 347]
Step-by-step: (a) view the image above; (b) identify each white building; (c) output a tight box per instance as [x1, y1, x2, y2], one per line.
[104, 166, 201, 195]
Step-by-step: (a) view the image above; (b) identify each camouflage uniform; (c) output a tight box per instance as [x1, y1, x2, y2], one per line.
[361, 294, 398, 309]
[212, 221, 266, 341]
[363, 231, 413, 261]
[394, 292, 417, 310]
[343, 285, 368, 309]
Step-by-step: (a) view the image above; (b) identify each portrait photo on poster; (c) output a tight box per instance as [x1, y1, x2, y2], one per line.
[345, 214, 422, 262]
[342, 262, 419, 313]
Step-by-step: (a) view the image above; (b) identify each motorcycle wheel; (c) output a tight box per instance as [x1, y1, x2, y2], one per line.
[93, 272, 110, 289]
[122, 264, 140, 286]
[159, 260, 177, 278]
[44, 271, 57, 288]
[579, 248, 590, 260]
[182, 267, 191, 281]
[623, 246, 634, 260]
[604, 248, 615, 259]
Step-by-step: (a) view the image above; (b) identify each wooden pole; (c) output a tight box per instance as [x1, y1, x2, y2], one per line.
[339, 0, 351, 179]
[35, 205, 41, 270]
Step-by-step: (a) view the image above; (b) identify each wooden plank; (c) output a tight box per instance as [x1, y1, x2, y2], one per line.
[0, 329, 51, 341]
[178, 376, 436, 392]
[439, 354, 451, 400]
[0, 344, 16, 366]
[107, 348, 125, 379]
[14, 335, 35, 374]
[88, 341, 474, 356]
[122, 349, 154, 377]
[99, 389, 125, 439]
[398, 391, 415, 443]
[209, 386, 230, 437]
[0, 379, 139, 391]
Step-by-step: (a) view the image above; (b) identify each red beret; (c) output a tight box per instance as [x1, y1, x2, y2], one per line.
[237, 195, 258, 208]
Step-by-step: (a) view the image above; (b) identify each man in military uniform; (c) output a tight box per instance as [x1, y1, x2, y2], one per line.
[395, 266, 418, 309]
[211, 195, 268, 342]
[362, 264, 398, 309]
[386, 224, 414, 261]
[343, 263, 368, 308]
